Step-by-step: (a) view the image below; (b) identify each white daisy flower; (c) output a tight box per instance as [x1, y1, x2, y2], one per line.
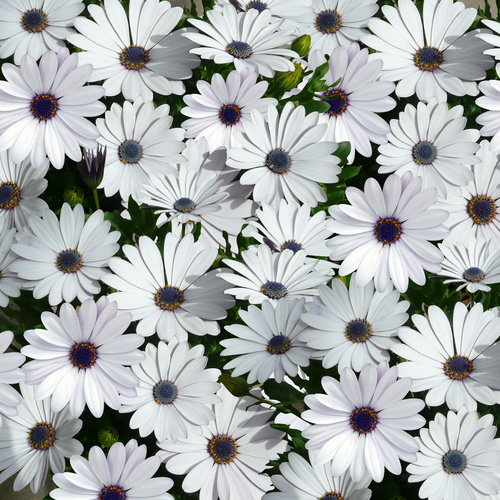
[407, 408, 500, 500]
[0, 151, 48, 232]
[157, 385, 287, 500]
[436, 237, 500, 293]
[363, 0, 494, 102]
[68, 0, 200, 101]
[328, 171, 449, 293]
[0, 49, 105, 170]
[50, 439, 174, 500]
[21, 296, 144, 418]
[313, 43, 396, 165]
[378, 99, 479, 197]
[242, 200, 333, 258]
[140, 138, 257, 254]
[263, 452, 372, 500]
[0, 0, 85, 64]
[300, 274, 409, 372]
[104, 232, 235, 341]
[0, 228, 23, 307]
[303, 0, 378, 55]
[438, 140, 500, 245]
[0, 382, 83, 494]
[302, 361, 425, 483]
[0, 331, 25, 427]
[476, 72, 500, 151]
[10, 203, 120, 306]
[221, 298, 312, 383]
[182, 68, 277, 152]
[392, 302, 500, 411]
[120, 338, 221, 443]
[227, 102, 341, 209]
[185, 5, 297, 78]
[97, 97, 185, 204]
[219, 243, 333, 304]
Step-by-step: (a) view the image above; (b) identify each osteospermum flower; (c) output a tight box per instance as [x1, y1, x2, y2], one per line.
[0, 228, 23, 307]
[0, 0, 85, 64]
[50, 439, 174, 500]
[68, 0, 200, 101]
[407, 408, 500, 500]
[242, 200, 333, 258]
[120, 339, 221, 443]
[185, 5, 297, 78]
[0, 382, 83, 493]
[313, 43, 395, 164]
[302, 361, 425, 483]
[328, 172, 449, 293]
[0, 49, 105, 169]
[303, 0, 379, 55]
[0, 151, 48, 232]
[221, 298, 312, 383]
[363, 0, 493, 102]
[104, 232, 235, 341]
[10, 203, 120, 306]
[182, 68, 276, 152]
[438, 140, 500, 245]
[300, 274, 409, 372]
[97, 97, 185, 203]
[392, 302, 500, 411]
[436, 237, 500, 293]
[157, 386, 287, 500]
[0, 331, 25, 427]
[378, 99, 479, 197]
[21, 297, 144, 418]
[263, 452, 372, 500]
[141, 138, 256, 254]
[227, 102, 341, 208]
[219, 244, 332, 304]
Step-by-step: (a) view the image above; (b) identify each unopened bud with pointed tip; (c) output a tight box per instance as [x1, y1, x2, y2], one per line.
[291, 34, 311, 58]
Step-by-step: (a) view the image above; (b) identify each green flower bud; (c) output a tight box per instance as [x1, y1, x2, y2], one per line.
[219, 373, 250, 398]
[63, 186, 84, 207]
[291, 34, 311, 58]
[275, 63, 303, 91]
[98, 426, 119, 448]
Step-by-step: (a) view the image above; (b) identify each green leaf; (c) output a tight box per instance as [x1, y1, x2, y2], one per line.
[303, 99, 331, 114]
[335, 141, 352, 166]
[339, 164, 362, 181]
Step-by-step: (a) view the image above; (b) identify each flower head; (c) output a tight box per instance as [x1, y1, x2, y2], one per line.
[77, 145, 106, 190]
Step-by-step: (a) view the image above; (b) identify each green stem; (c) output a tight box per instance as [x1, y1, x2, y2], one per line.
[92, 188, 100, 211]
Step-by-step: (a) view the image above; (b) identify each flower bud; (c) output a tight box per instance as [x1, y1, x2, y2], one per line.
[98, 426, 119, 448]
[219, 373, 250, 397]
[63, 186, 84, 207]
[291, 34, 311, 58]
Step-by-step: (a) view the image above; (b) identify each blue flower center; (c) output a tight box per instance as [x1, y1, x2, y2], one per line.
[29, 422, 55, 450]
[350, 407, 377, 434]
[462, 267, 485, 283]
[267, 334, 291, 354]
[412, 141, 437, 165]
[226, 41, 253, 59]
[320, 494, 342, 500]
[70, 342, 98, 369]
[155, 286, 183, 310]
[153, 381, 178, 404]
[444, 355, 472, 380]
[345, 318, 372, 343]
[99, 486, 126, 500]
[31, 94, 58, 121]
[208, 434, 238, 464]
[120, 45, 149, 70]
[261, 281, 288, 299]
[247, 1, 268, 11]
[21, 8, 48, 33]
[174, 197, 196, 213]
[281, 240, 302, 252]
[0, 182, 21, 210]
[414, 46, 443, 71]
[315, 9, 342, 34]
[219, 104, 242, 126]
[467, 196, 496, 225]
[56, 249, 83, 273]
[266, 148, 292, 174]
[374, 217, 402, 244]
[442, 450, 467, 474]
[118, 140, 143, 164]
[323, 89, 348, 116]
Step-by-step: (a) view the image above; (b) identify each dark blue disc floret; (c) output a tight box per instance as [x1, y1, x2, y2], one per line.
[315, 9, 342, 34]
[120, 45, 149, 70]
[374, 217, 402, 244]
[319, 494, 342, 500]
[56, 249, 83, 274]
[322, 89, 348, 116]
[345, 318, 372, 343]
[70, 342, 98, 369]
[261, 281, 288, 299]
[444, 355, 472, 380]
[226, 41, 253, 59]
[99, 486, 126, 500]
[174, 197, 196, 213]
[22, 8, 48, 33]
[267, 334, 291, 354]
[0, 182, 21, 210]
[266, 148, 292, 174]
[281, 240, 302, 253]
[414, 46, 442, 71]
[442, 450, 467, 474]
[118, 140, 143, 164]
[350, 407, 377, 434]
[208, 435, 238, 464]
[467, 195, 496, 225]
[29, 422, 55, 450]
[31, 94, 58, 121]
[412, 141, 437, 165]
[155, 286, 184, 311]
[462, 266, 485, 283]
[219, 104, 242, 126]
[153, 381, 178, 404]
[247, 1, 268, 11]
